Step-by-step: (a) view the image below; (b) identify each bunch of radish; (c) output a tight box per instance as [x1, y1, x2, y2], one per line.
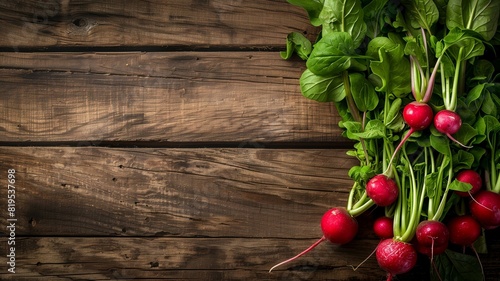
[274, 0, 500, 280]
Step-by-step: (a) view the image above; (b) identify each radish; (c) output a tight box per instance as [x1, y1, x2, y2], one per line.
[269, 207, 358, 272]
[447, 215, 481, 246]
[402, 101, 434, 131]
[385, 102, 433, 173]
[373, 216, 394, 239]
[454, 170, 483, 197]
[433, 110, 470, 148]
[376, 238, 417, 280]
[366, 175, 399, 207]
[415, 220, 449, 248]
[469, 190, 500, 229]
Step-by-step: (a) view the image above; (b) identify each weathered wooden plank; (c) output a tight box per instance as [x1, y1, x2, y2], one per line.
[0, 52, 343, 143]
[0, 237, 431, 281]
[2, 236, 499, 281]
[0, 0, 317, 50]
[0, 147, 357, 238]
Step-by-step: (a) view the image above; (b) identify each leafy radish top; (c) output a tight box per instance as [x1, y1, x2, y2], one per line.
[278, 0, 500, 280]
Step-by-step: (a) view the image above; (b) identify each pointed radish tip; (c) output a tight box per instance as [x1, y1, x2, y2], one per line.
[447, 133, 472, 149]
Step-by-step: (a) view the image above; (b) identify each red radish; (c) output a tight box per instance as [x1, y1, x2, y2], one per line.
[366, 175, 399, 207]
[433, 110, 470, 148]
[403, 101, 434, 130]
[447, 215, 481, 246]
[454, 170, 483, 197]
[373, 216, 394, 239]
[376, 239, 417, 280]
[385, 102, 433, 173]
[415, 220, 449, 247]
[269, 207, 358, 272]
[469, 190, 500, 229]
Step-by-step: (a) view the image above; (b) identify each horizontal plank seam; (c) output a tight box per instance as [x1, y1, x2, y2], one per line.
[0, 46, 286, 53]
[0, 141, 354, 149]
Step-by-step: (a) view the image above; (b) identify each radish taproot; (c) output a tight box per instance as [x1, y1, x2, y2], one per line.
[415, 240, 448, 257]
[366, 175, 399, 207]
[469, 190, 500, 229]
[376, 239, 418, 280]
[454, 170, 483, 197]
[269, 207, 358, 272]
[447, 215, 482, 246]
[373, 216, 394, 239]
[433, 110, 471, 148]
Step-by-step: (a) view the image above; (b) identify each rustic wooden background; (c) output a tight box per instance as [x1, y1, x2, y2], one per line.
[0, 1, 498, 280]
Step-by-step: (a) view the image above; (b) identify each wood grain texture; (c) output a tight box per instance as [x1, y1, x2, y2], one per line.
[1, 236, 498, 281]
[0, 0, 317, 49]
[0, 147, 356, 238]
[0, 52, 343, 143]
[0, 237, 395, 281]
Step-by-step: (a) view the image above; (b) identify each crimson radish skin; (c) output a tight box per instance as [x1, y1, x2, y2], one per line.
[433, 110, 470, 147]
[269, 208, 358, 272]
[321, 207, 358, 244]
[376, 239, 417, 280]
[469, 191, 500, 229]
[434, 110, 461, 134]
[447, 215, 481, 246]
[415, 220, 449, 247]
[454, 170, 483, 197]
[366, 175, 399, 207]
[385, 102, 434, 173]
[373, 216, 394, 239]
[403, 101, 434, 130]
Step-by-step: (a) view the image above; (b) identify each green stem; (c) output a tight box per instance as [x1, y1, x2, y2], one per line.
[449, 47, 464, 111]
[352, 190, 368, 210]
[347, 182, 356, 211]
[432, 157, 453, 221]
[349, 199, 374, 217]
[343, 71, 362, 123]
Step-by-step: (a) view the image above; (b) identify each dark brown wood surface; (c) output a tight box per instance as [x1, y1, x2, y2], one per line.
[0, 1, 499, 281]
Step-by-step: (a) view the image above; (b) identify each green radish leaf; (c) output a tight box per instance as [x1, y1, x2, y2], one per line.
[348, 165, 375, 182]
[453, 123, 478, 147]
[481, 90, 498, 116]
[299, 69, 345, 102]
[401, 0, 439, 32]
[367, 37, 411, 96]
[404, 38, 427, 68]
[425, 172, 439, 198]
[349, 73, 379, 112]
[340, 121, 363, 141]
[433, 0, 448, 24]
[449, 179, 473, 192]
[433, 250, 484, 281]
[306, 32, 356, 76]
[287, 0, 325, 26]
[280, 32, 312, 60]
[473, 232, 488, 254]
[385, 98, 402, 125]
[320, 0, 367, 47]
[430, 134, 451, 156]
[351, 119, 386, 139]
[469, 146, 486, 167]
[446, 0, 500, 41]
[452, 150, 475, 172]
[363, 0, 389, 38]
[466, 84, 486, 113]
[473, 60, 495, 83]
